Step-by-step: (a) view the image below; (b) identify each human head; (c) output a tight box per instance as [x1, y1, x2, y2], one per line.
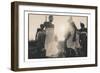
[49, 15, 53, 22]
[40, 24, 44, 29]
[80, 22, 85, 28]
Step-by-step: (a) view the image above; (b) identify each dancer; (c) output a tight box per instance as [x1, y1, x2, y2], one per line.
[44, 15, 59, 57]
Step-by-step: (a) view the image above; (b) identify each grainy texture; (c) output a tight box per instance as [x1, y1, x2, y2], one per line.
[11, 1, 97, 71]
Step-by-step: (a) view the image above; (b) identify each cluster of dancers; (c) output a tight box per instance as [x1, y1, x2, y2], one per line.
[28, 15, 87, 58]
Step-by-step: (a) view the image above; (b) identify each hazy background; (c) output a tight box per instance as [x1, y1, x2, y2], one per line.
[29, 14, 87, 41]
[0, 0, 99, 73]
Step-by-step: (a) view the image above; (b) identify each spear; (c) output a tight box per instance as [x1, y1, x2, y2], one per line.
[45, 15, 47, 22]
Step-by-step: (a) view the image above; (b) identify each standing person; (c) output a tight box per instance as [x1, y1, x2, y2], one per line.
[79, 22, 87, 56]
[35, 24, 46, 58]
[44, 15, 59, 57]
[64, 17, 81, 57]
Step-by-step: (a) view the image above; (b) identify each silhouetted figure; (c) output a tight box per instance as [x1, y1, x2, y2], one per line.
[35, 24, 46, 58]
[43, 15, 59, 57]
[44, 15, 54, 28]
[79, 22, 87, 56]
[64, 17, 81, 57]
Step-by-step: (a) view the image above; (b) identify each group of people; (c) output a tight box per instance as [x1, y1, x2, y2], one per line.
[33, 15, 87, 58]
[64, 17, 87, 57]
